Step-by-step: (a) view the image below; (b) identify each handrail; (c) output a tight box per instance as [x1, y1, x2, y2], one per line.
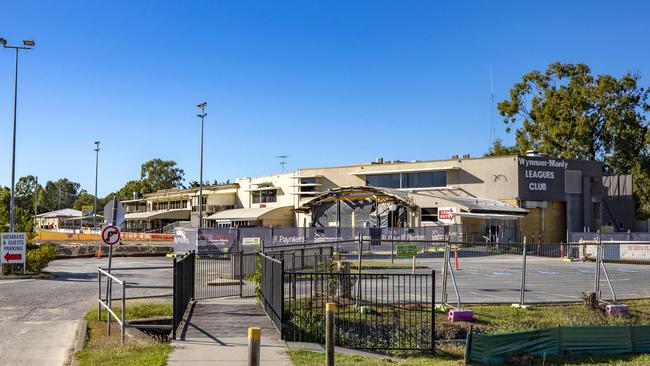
[98, 268, 125, 285]
[97, 265, 174, 346]
[101, 266, 173, 271]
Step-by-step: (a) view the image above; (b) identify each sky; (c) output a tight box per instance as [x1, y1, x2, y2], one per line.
[1, 0, 649, 197]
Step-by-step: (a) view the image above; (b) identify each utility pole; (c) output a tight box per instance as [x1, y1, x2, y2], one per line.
[33, 176, 38, 228]
[1, 37, 35, 232]
[93, 141, 100, 229]
[196, 102, 207, 228]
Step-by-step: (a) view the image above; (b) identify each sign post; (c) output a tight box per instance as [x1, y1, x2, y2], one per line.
[1, 232, 26, 274]
[102, 197, 124, 303]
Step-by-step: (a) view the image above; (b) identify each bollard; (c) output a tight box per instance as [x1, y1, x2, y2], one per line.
[248, 327, 261, 366]
[325, 303, 336, 366]
[412, 255, 416, 274]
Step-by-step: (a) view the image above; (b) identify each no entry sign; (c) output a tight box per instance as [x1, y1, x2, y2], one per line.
[101, 225, 121, 246]
[1, 232, 26, 265]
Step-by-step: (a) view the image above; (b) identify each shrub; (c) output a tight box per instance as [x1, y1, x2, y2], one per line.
[26, 243, 57, 273]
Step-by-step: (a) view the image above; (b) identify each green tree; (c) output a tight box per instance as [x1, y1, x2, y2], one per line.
[73, 190, 96, 211]
[484, 138, 521, 157]
[498, 62, 650, 218]
[116, 180, 145, 200]
[41, 179, 81, 212]
[139, 159, 185, 193]
[0, 186, 34, 233]
[14, 175, 41, 214]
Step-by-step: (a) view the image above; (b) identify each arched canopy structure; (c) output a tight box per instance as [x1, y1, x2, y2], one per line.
[297, 186, 415, 228]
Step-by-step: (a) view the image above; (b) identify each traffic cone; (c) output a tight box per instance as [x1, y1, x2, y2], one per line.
[97, 244, 103, 258]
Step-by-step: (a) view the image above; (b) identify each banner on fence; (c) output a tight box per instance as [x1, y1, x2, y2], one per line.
[467, 325, 650, 364]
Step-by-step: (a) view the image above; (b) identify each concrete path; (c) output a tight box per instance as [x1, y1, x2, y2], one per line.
[168, 297, 292, 366]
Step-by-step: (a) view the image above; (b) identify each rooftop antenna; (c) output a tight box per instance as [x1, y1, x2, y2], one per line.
[274, 155, 290, 172]
[489, 66, 495, 149]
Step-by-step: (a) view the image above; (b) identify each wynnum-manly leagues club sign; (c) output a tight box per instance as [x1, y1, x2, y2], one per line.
[517, 156, 571, 201]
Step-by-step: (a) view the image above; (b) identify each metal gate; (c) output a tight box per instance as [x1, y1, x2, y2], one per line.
[195, 252, 257, 299]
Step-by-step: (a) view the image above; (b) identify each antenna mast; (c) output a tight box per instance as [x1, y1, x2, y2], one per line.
[274, 155, 290, 172]
[489, 66, 495, 149]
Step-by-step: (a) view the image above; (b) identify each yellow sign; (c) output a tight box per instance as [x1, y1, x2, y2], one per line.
[82, 205, 94, 217]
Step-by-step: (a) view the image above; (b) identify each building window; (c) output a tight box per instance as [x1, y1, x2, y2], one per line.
[366, 172, 446, 189]
[300, 177, 317, 184]
[252, 189, 277, 203]
[366, 174, 401, 189]
[421, 208, 438, 222]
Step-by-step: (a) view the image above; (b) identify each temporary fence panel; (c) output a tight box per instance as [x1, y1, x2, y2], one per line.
[467, 325, 650, 365]
[282, 271, 435, 352]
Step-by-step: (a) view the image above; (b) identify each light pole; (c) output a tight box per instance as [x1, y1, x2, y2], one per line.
[197, 102, 207, 228]
[93, 141, 100, 230]
[1, 38, 35, 232]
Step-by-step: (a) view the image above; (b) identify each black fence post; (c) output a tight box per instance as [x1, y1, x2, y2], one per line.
[172, 256, 177, 340]
[280, 258, 285, 340]
[240, 247, 244, 298]
[431, 269, 436, 353]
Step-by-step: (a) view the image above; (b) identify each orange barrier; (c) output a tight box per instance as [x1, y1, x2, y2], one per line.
[34, 231, 173, 242]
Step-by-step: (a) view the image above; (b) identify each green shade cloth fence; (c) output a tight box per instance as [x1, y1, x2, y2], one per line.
[466, 325, 650, 364]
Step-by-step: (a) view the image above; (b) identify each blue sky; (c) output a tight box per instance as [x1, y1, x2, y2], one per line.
[1, 0, 649, 196]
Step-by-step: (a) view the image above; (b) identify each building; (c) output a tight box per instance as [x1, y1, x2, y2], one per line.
[123, 153, 633, 243]
[35, 208, 82, 230]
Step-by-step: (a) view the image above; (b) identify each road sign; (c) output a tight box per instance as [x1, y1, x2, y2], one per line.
[101, 225, 121, 246]
[103, 199, 125, 226]
[396, 244, 418, 257]
[82, 205, 94, 217]
[1, 232, 26, 265]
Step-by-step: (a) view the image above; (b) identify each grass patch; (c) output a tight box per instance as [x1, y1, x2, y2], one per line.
[76, 302, 173, 366]
[86, 301, 172, 321]
[287, 344, 463, 366]
[441, 299, 650, 336]
[287, 348, 650, 366]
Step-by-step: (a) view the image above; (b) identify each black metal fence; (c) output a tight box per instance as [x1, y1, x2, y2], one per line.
[282, 271, 435, 352]
[195, 251, 257, 299]
[173, 251, 195, 339]
[260, 253, 284, 333]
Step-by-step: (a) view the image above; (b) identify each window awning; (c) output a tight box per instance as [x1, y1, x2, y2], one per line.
[206, 206, 293, 222]
[451, 212, 526, 220]
[432, 195, 528, 215]
[125, 209, 191, 221]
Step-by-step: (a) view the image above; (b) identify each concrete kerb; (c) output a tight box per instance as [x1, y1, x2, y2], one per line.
[285, 341, 403, 362]
[69, 319, 87, 366]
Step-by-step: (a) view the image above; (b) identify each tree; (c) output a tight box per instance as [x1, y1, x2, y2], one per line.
[139, 159, 185, 193]
[116, 180, 145, 200]
[497, 62, 650, 217]
[14, 175, 41, 214]
[41, 179, 81, 212]
[484, 138, 521, 157]
[0, 186, 33, 233]
[73, 190, 96, 211]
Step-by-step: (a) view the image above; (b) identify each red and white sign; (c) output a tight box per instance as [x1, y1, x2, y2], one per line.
[101, 225, 121, 246]
[1, 232, 26, 265]
[438, 207, 457, 224]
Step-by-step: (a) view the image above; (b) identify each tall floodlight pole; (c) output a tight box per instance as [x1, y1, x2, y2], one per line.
[197, 102, 207, 228]
[1, 38, 35, 232]
[93, 141, 100, 229]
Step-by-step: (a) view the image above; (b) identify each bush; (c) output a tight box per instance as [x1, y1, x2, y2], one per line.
[26, 243, 57, 273]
